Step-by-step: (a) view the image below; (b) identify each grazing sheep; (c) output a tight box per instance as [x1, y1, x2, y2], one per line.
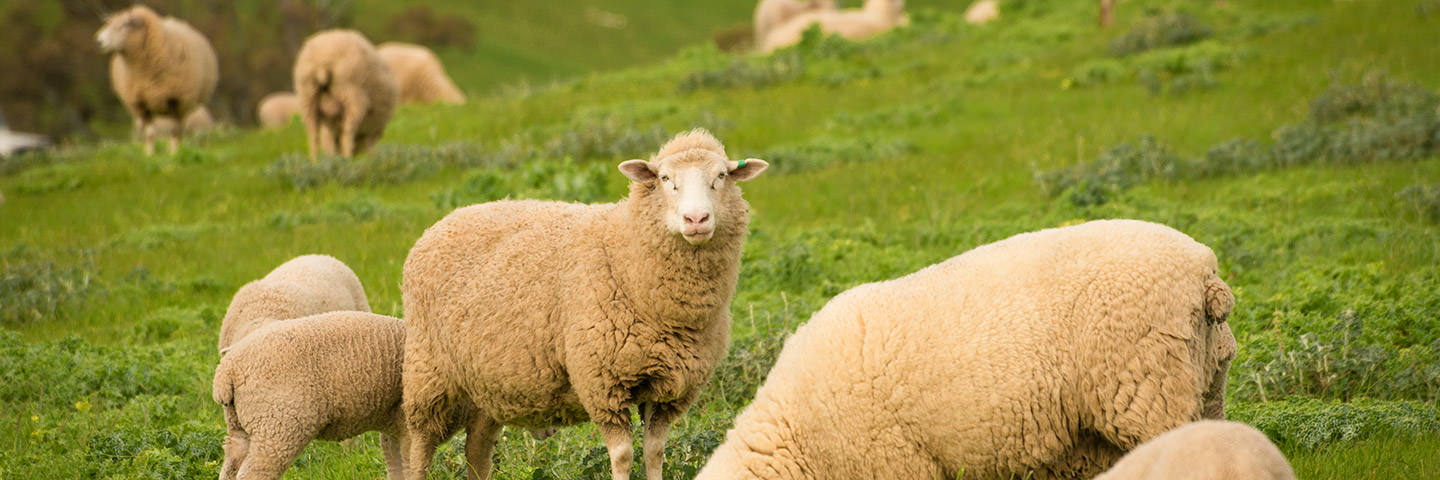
[375, 42, 466, 105]
[97, 5, 218, 156]
[217, 254, 370, 354]
[1094, 420, 1295, 480]
[293, 29, 398, 160]
[401, 129, 769, 480]
[760, 0, 907, 54]
[697, 219, 1236, 480]
[213, 311, 469, 480]
[754, 0, 836, 46]
[256, 92, 300, 129]
[965, 0, 1000, 25]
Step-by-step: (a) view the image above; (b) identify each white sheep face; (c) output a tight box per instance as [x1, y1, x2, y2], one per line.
[620, 154, 768, 245]
[96, 8, 149, 53]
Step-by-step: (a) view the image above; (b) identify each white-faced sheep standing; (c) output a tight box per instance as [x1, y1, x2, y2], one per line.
[697, 219, 1237, 480]
[217, 254, 370, 355]
[754, 0, 836, 47]
[1093, 420, 1295, 480]
[760, 0, 907, 54]
[376, 42, 466, 105]
[213, 311, 469, 480]
[256, 92, 300, 129]
[400, 129, 769, 480]
[96, 5, 218, 156]
[293, 29, 398, 160]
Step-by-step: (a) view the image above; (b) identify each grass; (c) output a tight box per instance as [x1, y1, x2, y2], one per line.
[2, 0, 1439, 478]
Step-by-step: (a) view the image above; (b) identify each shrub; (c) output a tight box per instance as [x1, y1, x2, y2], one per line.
[1398, 183, 1440, 222]
[0, 260, 96, 326]
[1109, 10, 1213, 57]
[1034, 135, 1180, 206]
[265, 141, 513, 191]
[678, 52, 805, 93]
[751, 135, 916, 174]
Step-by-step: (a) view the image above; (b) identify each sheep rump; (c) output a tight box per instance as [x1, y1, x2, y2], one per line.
[697, 219, 1236, 480]
[293, 29, 398, 159]
[376, 42, 466, 105]
[97, 5, 218, 155]
[760, 0, 907, 53]
[1094, 420, 1295, 480]
[216, 254, 370, 354]
[256, 92, 300, 129]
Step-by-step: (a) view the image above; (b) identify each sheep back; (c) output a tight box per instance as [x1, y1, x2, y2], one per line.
[700, 219, 1234, 480]
[376, 42, 466, 105]
[257, 92, 301, 129]
[217, 254, 370, 353]
[1093, 420, 1296, 480]
[293, 29, 398, 157]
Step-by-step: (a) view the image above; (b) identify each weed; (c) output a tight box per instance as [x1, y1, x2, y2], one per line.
[751, 135, 916, 174]
[266, 141, 511, 191]
[0, 260, 97, 326]
[678, 52, 805, 93]
[1398, 183, 1440, 222]
[1109, 10, 1213, 57]
[1229, 398, 1440, 449]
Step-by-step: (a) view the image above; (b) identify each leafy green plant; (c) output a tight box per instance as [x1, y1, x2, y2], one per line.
[1230, 398, 1440, 449]
[0, 260, 96, 326]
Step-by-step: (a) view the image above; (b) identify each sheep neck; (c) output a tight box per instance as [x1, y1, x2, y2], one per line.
[121, 19, 181, 79]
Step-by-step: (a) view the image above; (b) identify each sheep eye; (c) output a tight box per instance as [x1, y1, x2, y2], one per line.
[660, 175, 669, 182]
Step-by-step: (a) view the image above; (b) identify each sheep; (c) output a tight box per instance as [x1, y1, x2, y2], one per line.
[96, 5, 218, 156]
[256, 92, 300, 129]
[760, 0, 906, 54]
[1093, 420, 1295, 480]
[217, 254, 370, 355]
[212, 311, 470, 480]
[696, 219, 1237, 480]
[293, 29, 398, 160]
[400, 129, 770, 480]
[753, 0, 836, 47]
[375, 42, 467, 106]
[149, 106, 214, 140]
[965, 0, 1000, 25]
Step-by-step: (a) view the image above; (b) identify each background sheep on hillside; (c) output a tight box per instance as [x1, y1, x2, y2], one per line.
[293, 29, 398, 160]
[376, 42, 466, 105]
[212, 311, 467, 480]
[697, 219, 1237, 479]
[1094, 420, 1295, 480]
[401, 129, 769, 480]
[760, 0, 907, 53]
[97, 5, 218, 156]
[754, 0, 836, 47]
[965, 0, 1000, 25]
[256, 92, 300, 129]
[217, 254, 369, 354]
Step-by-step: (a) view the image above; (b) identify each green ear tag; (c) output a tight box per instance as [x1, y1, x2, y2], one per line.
[738, 158, 747, 168]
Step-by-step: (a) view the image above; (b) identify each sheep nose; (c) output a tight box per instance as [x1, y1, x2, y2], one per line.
[684, 212, 711, 225]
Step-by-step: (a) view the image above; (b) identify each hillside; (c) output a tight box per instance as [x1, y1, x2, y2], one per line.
[2, 0, 1439, 478]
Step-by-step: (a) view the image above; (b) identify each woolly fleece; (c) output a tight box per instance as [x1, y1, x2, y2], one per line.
[760, 0, 907, 53]
[1094, 420, 1296, 480]
[754, 0, 836, 46]
[293, 29, 398, 159]
[376, 42, 466, 105]
[98, 5, 218, 155]
[697, 219, 1236, 480]
[256, 92, 300, 129]
[216, 254, 369, 354]
[401, 129, 767, 480]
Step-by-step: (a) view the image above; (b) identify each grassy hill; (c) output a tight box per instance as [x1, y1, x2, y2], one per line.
[2, 0, 1439, 478]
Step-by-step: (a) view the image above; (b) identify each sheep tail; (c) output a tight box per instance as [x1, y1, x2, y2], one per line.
[1202, 273, 1233, 325]
[212, 362, 244, 433]
[314, 68, 332, 89]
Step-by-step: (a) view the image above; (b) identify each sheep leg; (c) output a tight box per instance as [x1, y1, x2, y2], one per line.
[319, 124, 338, 157]
[233, 433, 308, 480]
[641, 402, 683, 480]
[219, 429, 249, 480]
[339, 108, 364, 158]
[380, 433, 405, 480]
[1098, 0, 1115, 28]
[169, 115, 184, 155]
[141, 118, 155, 156]
[597, 414, 636, 480]
[303, 109, 322, 162]
[462, 415, 502, 480]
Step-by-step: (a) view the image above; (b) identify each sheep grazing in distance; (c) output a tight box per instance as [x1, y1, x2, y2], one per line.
[401, 129, 769, 480]
[97, 5, 218, 156]
[212, 311, 469, 480]
[256, 92, 300, 129]
[293, 29, 398, 160]
[697, 219, 1237, 480]
[754, 0, 836, 47]
[375, 42, 466, 105]
[965, 0, 1000, 25]
[149, 106, 214, 139]
[1094, 420, 1296, 480]
[217, 254, 370, 355]
[760, 0, 907, 54]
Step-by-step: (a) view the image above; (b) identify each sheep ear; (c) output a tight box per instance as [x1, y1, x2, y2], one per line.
[729, 158, 768, 182]
[618, 159, 656, 182]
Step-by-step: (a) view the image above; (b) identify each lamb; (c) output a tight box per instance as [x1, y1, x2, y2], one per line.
[149, 106, 214, 140]
[760, 0, 907, 54]
[257, 92, 300, 129]
[293, 29, 398, 160]
[696, 219, 1237, 480]
[1093, 420, 1295, 480]
[375, 42, 466, 105]
[753, 0, 836, 47]
[212, 311, 468, 480]
[97, 5, 218, 156]
[400, 129, 769, 480]
[217, 254, 370, 354]
[965, 0, 1000, 25]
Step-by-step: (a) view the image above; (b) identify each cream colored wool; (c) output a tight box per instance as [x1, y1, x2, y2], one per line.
[754, 0, 836, 46]
[149, 106, 214, 138]
[293, 29, 398, 160]
[216, 254, 370, 354]
[1094, 420, 1296, 480]
[965, 0, 1000, 24]
[401, 129, 769, 480]
[697, 219, 1237, 480]
[97, 5, 218, 156]
[376, 42, 466, 105]
[760, 0, 906, 53]
[256, 92, 300, 129]
[213, 311, 467, 480]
